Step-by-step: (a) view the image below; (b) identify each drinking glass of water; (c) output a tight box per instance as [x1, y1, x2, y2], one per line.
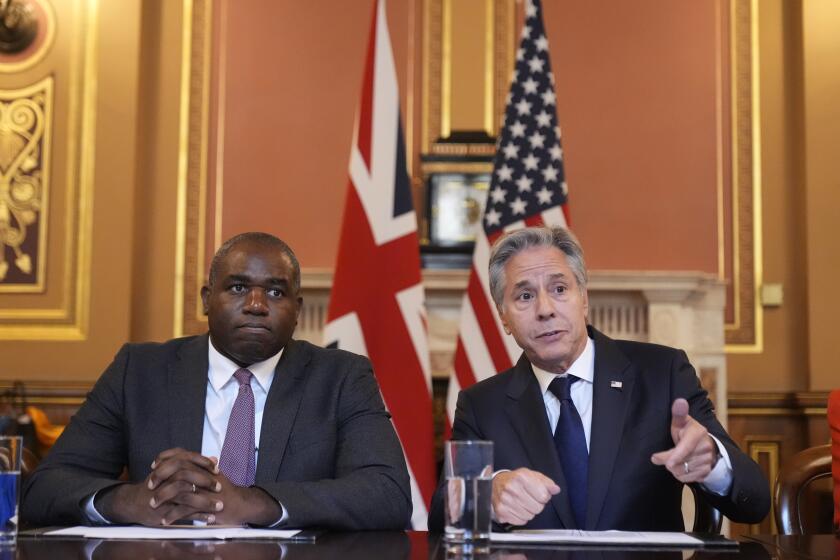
[443, 440, 493, 553]
[0, 436, 22, 545]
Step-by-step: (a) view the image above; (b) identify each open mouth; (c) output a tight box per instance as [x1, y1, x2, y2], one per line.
[536, 330, 563, 339]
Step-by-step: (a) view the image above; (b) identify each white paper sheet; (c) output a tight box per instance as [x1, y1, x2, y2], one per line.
[45, 526, 301, 540]
[491, 530, 704, 546]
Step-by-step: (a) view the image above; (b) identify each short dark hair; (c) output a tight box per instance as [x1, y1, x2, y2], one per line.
[208, 232, 301, 293]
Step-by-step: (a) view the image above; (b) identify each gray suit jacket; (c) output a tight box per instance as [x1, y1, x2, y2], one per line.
[429, 327, 770, 531]
[21, 335, 412, 529]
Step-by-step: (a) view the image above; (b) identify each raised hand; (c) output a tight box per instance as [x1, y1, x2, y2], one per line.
[650, 399, 719, 483]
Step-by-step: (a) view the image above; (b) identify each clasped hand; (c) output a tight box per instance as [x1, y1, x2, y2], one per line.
[96, 448, 281, 526]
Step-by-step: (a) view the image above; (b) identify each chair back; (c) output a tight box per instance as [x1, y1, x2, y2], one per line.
[774, 444, 833, 534]
[690, 484, 723, 533]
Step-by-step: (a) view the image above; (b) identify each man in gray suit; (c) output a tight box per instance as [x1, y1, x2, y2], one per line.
[22, 232, 412, 529]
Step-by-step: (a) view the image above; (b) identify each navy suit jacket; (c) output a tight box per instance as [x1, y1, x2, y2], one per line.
[22, 335, 412, 529]
[429, 327, 769, 531]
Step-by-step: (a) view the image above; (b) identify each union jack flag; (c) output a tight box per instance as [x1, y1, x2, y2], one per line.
[323, 0, 434, 529]
[447, 0, 570, 420]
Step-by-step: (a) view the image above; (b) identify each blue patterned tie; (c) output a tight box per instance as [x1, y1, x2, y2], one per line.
[218, 368, 256, 486]
[548, 375, 588, 528]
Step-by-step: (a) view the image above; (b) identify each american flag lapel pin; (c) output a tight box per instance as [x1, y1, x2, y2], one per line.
[610, 381, 623, 389]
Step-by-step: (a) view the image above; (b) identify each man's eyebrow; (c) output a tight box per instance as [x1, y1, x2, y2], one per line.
[512, 272, 567, 289]
[223, 274, 290, 285]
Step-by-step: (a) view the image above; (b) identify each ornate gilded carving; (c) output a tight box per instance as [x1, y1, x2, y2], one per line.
[0, 76, 51, 286]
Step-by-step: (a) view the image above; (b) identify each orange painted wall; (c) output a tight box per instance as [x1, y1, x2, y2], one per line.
[545, 1, 720, 274]
[216, 0, 720, 274]
[215, 1, 412, 269]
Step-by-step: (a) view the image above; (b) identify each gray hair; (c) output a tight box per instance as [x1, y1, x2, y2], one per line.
[488, 226, 587, 308]
[208, 232, 301, 293]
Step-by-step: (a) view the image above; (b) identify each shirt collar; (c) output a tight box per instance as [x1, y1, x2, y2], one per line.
[533, 336, 595, 396]
[207, 336, 283, 394]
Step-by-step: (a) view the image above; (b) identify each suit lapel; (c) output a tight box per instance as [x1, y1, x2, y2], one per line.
[504, 355, 577, 529]
[255, 339, 310, 483]
[168, 335, 209, 452]
[584, 327, 635, 529]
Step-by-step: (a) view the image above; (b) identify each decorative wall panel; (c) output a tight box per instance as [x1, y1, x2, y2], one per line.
[0, 1, 97, 340]
[0, 77, 51, 289]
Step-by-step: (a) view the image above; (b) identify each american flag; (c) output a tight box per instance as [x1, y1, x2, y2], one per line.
[323, 0, 434, 529]
[447, 0, 570, 420]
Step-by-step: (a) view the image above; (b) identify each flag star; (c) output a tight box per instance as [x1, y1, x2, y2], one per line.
[490, 186, 507, 203]
[506, 92, 513, 105]
[542, 166, 559, 182]
[555, 125, 562, 137]
[522, 25, 532, 39]
[535, 35, 549, 52]
[549, 143, 563, 160]
[525, 0, 537, 18]
[510, 120, 527, 138]
[528, 56, 545, 73]
[515, 98, 533, 116]
[535, 110, 552, 128]
[528, 131, 546, 149]
[515, 175, 533, 193]
[509, 197, 528, 215]
[549, 72, 555, 85]
[496, 164, 513, 182]
[516, 47, 525, 61]
[541, 89, 557, 105]
[485, 208, 502, 226]
[502, 142, 520, 159]
[537, 186, 554, 205]
[511, 70, 518, 83]
[523, 153, 539, 170]
[561, 181, 569, 196]
[522, 77, 539, 95]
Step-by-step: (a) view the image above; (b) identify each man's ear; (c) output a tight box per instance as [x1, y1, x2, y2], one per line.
[581, 287, 589, 319]
[498, 306, 511, 335]
[200, 285, 210, 315]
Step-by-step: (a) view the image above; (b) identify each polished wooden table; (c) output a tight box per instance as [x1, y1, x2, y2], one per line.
[10, 531, 839, 559]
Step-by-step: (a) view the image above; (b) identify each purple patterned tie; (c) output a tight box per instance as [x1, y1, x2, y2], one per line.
[218, 368, 256, 486]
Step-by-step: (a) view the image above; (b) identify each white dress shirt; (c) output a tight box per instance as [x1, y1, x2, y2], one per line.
[203, 340, 281, 464]
[85, 338, 284, 524]
[530, 336, 733, 496]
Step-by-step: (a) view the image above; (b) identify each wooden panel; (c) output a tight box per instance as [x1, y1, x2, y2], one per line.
[727, 391, 830, 536]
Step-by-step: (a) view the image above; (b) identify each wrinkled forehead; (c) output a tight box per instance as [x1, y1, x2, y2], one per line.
[505, 246, 574, 282]
[219, 241, 295, 279]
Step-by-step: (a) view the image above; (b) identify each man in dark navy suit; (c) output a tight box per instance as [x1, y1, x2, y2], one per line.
[430, 226, 769, 531]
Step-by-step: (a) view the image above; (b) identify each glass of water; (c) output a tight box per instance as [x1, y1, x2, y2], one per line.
[443, 440, 493, 553]
[0, 436, 22, 545]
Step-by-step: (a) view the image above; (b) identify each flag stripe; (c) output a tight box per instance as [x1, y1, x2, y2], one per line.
[466, 275, 510, 374]
[448, 0, 571, 423]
